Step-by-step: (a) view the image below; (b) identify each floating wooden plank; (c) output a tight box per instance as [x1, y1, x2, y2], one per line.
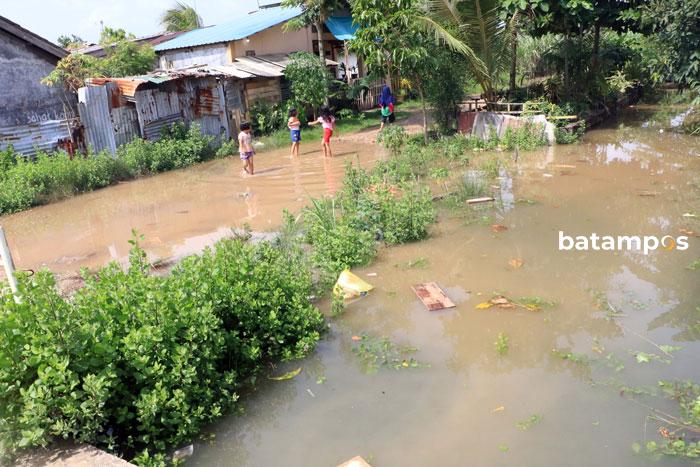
[466, 196, 495, 205]
[338, 456, 372, 467]
[412, 282, 456, 311]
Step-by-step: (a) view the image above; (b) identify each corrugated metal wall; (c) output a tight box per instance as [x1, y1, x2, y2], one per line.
[77, 75, 249, 152]
[112, 106, 140, 147]
[0, 119, 71, 157]
[78, 85, 117, 155]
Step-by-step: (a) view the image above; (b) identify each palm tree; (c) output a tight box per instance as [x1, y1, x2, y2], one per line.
[423, 0, 512, 101]
[160, 2, 203, 32]
[282, 0, 345, 64]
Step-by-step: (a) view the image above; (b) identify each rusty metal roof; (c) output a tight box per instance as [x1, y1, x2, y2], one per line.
[85, 54, 302, 97]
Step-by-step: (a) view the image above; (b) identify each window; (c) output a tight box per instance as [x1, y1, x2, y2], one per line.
[245, 50, 256, 57]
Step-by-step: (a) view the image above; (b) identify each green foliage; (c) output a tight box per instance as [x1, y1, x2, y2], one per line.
[284, 52, 331, 110]
[377, 125, 409, 155]
[56, 34, 85, 50]
[351, 334, 429, 373]
[516, 414, 543, 430]
[160, 1, 203, 32]
[495, 332, 510, 355]
[0, 236, 323, 462]
[644, 0, 700, 96]
[248, 100, 289, 136]
[304, 198, 376, 275]
[43, 27, 155, 92]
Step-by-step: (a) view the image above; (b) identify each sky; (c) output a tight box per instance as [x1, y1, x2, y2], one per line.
[2, 0, 280, 45]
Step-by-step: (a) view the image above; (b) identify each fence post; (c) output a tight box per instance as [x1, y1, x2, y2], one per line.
[0, 227, 20, 303]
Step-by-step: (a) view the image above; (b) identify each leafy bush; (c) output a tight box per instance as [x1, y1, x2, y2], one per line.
[248, 100, 288, 136]
[377, 125, 408, 155]
[0, 236, 323, 462]
[304, 198, 376, 274]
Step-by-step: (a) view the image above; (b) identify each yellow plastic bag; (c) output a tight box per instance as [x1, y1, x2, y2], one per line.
[333, 270, 373, 299]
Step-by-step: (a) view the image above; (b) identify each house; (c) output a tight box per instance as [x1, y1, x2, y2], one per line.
[0, 15, 78, 155]
[78, 59, 296, 155]
[153, 5, 361, 82]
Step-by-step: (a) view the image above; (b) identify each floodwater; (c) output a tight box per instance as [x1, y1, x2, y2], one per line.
[186, 108, 699, 467]
[2, 108, 699, 466]
[0, 141, 380, 274]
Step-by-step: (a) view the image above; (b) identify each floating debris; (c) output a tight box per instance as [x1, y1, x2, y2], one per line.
[352, 334, 429, 373]
[466, 196, 495, 204]
[412, 282, 456, 311]
[268, 367, 302, 381]
[338, 456, 372, 467]
[172, 444, 194, 461]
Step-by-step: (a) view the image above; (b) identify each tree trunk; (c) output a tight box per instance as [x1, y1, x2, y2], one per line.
[316, 21, 325, 63]
[509, 15, 518, 94]
[563, 33, 570, 96]
[417, 82, 428, 144]
[592, 23, 601, 70]
[316, 21, 329, 106]
[344, 40, 351, 85]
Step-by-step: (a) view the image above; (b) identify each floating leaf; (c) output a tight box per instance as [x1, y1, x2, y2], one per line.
[493, 406, 505, 413]
[491, 224, 508, 232]
[498, 444, 509, 453]
[351, 335, 362, 341]
[476, 302, 493, 309]
[268, 367, 302, 381]
[658, 345, 682, 354]
[517, 414, 543, 430]
[635, 352, 652, 364]
[508, 258, 524, 269]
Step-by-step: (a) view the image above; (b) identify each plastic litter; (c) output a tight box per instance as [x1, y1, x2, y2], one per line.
[334, 270, 374, 299]
[338, 456, 372, 467]
[172, 445, 193, 461]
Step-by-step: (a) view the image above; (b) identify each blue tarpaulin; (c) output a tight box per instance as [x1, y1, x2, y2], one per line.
[325, 16, 358, 41]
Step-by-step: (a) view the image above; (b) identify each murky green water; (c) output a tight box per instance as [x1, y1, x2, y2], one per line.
[187, 109, 700, 466]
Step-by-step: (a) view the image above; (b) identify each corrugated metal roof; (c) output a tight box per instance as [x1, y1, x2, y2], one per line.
[325, 16, 357, 41]
[86, 55, 298, 97]
[154, 6, 303, 52]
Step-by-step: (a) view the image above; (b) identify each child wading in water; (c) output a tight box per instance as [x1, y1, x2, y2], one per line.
[287, 108, 301, 157]
[238, 121, 254, 175]
[309, 106, 336, 157]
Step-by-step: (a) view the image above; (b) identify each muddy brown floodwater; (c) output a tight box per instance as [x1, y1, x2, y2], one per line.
[0, 140, 381, 275]
[182, 109, 698, 466]
[2, 108, 699, 466]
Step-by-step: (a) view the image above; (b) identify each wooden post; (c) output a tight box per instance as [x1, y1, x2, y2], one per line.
[344, 41, 351, 85]
[0, 227, 20, 303]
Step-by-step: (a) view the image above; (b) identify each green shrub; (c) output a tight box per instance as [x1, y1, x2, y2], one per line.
[248, 100, 288, 136]
[0, 236, 323, 462]
[0, 176, 37, 214]
[377, 125, 408, 155]
[376, 184, 434, 244]
[304, 198, 376, 274]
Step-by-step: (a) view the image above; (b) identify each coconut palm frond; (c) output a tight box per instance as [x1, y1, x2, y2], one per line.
[160, 1, 202, 32]
[413, 15, 489, 83]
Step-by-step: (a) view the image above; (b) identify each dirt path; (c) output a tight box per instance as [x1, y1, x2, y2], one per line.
[338, 108, 427, 144]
